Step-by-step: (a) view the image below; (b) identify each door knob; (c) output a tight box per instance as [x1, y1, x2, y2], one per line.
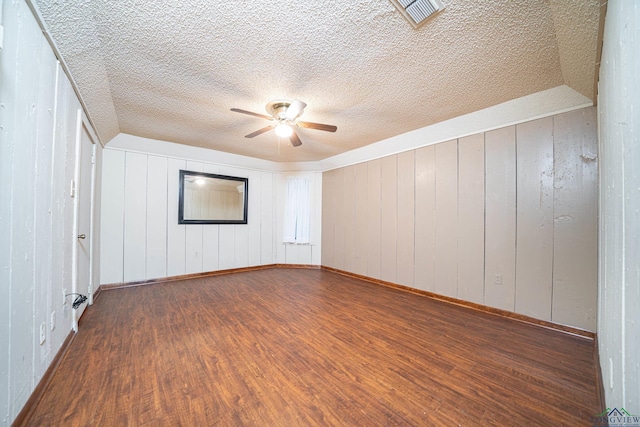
[77, 234, 86, 239]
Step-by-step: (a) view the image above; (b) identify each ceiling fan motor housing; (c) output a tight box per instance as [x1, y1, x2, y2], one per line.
[230, 99, 336, 147]
[266, 100, 293, 121]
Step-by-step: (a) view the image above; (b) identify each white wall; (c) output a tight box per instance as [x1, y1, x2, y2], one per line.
[100, 140, 322, 285]
[322, 107, 599, 332]
[0, 1, 102, 424]
[598, 0, 639, 414]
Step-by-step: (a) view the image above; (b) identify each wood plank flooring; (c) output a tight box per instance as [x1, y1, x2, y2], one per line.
[23, 268, 602, 426]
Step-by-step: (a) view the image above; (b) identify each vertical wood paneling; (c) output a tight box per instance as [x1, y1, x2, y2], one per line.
[234, 223, 250, 268]
[484, 126, 517, 311]
[34, 41, 57, 373]
[123, 152, 148, 281]
[218, 226, 236, 270]
[319, 108, 597, 332]
[146, 156, 168, 280]
[457, 134, 485, 304]
[311, 172, 323, 266]
[10, 18, 40, 406]
[184, 162, 204, 274]
[434, 140, 458, 298]
[0, 12, 17, 419]
[218, 165, 239, 268]
[92, 143, 104, 298]
[274, 174, 286, 264]
[1, 6, 97, 421]
[100, 150, 126, 284]
[105, 154, 280, 280]
[321, 170, 337, 268]
[235, 225, 249, 267]
[515, 117, 554, 321]
[247, 170, 262, 267]
[202, 164, 220, 272]
[202, 224, 220, 272]
[343, 166, 357, 272]
[260, 172, 274, 265]
[617, 5, 640, 403]
[414, 146, 436, 292]
[284, 245, 298, 264]
[218, 165, 249, 269]
[597, 3, 639, 406]
[552, 108, 598, 331]
[354, 163, 369, 275]
[61, 90, 80, 330]
[396, 151, 415, 287]
[52, 69, 80, 351]
[366, 159, 382, 279]
[380, 155, 398, 283]
[167, 158, 186, 276]
[332, 168, 346, 271]
[287, 244, 313, 265]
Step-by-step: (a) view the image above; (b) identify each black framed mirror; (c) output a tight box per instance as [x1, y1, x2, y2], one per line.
[178, 170, 248, 224]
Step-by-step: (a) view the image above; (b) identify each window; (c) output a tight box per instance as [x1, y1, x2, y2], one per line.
[283, 177, 311, 244]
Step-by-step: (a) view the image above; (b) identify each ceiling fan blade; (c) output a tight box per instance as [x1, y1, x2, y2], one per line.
[289, 129, 303, 147]
[297, 121, 337, 132]
[230, 108, 272, 121]
[245, 126, 274, 138]
[285, 100, 307, 121]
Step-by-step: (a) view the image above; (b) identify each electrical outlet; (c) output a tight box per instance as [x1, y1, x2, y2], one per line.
[494, 274, 503, 285]
[50, 311, 56, 331]
[39, 323, 46, 345]
[63, 288, 67, 305]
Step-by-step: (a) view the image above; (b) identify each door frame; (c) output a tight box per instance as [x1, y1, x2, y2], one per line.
[71, 111, 97, 332]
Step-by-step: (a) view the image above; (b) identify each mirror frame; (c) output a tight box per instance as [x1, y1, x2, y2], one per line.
[178, 170, 248, 225]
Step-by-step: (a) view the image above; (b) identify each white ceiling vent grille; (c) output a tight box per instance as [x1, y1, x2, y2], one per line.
[390, 0, 444, 28]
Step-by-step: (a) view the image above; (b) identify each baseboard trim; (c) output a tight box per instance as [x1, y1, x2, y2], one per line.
[12, 330, 76, 427]
[92, 285, 103, 302]
[321, 266, 596, 340]
[99, 264, 321, 291]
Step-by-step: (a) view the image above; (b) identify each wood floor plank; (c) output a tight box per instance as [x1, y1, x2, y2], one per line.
[23, 268, 601, 426]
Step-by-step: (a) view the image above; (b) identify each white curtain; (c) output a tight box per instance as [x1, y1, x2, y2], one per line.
[283, 177, 311, 244]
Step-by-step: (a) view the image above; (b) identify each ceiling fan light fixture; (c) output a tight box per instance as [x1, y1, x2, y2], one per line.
[231, 100, 337, 147]
[275, 123, 293, 138]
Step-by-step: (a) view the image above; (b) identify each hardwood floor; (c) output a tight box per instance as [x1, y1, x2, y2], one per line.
[23, 268, 601, 426]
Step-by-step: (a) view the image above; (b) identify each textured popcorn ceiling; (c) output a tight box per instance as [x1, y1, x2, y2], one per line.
[34, 0, 600, 162]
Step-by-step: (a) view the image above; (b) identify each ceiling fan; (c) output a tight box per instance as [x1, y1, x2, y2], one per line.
[230, 99, 337, 147]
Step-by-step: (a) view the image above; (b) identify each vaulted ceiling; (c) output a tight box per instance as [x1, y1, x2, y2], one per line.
[34, 0, 601, 162]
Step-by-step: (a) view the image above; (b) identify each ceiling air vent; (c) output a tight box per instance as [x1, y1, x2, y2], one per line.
[390, 0, 445, 28]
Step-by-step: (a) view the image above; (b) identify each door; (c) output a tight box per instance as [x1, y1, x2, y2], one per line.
[74, 121, 95, 328]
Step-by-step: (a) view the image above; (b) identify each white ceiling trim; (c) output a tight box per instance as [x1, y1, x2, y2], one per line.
[106, 134, 324, 173]
[107, 85, 591, 174]
[319, 84, 592, 171]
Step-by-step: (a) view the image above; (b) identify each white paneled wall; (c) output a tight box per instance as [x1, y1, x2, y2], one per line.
[100, 148, 322, 284]
[322, 107, 598, 331]
[515, 117, 555, 320]
[0, 1, 102, 424]
[598, 0, 639, 414]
